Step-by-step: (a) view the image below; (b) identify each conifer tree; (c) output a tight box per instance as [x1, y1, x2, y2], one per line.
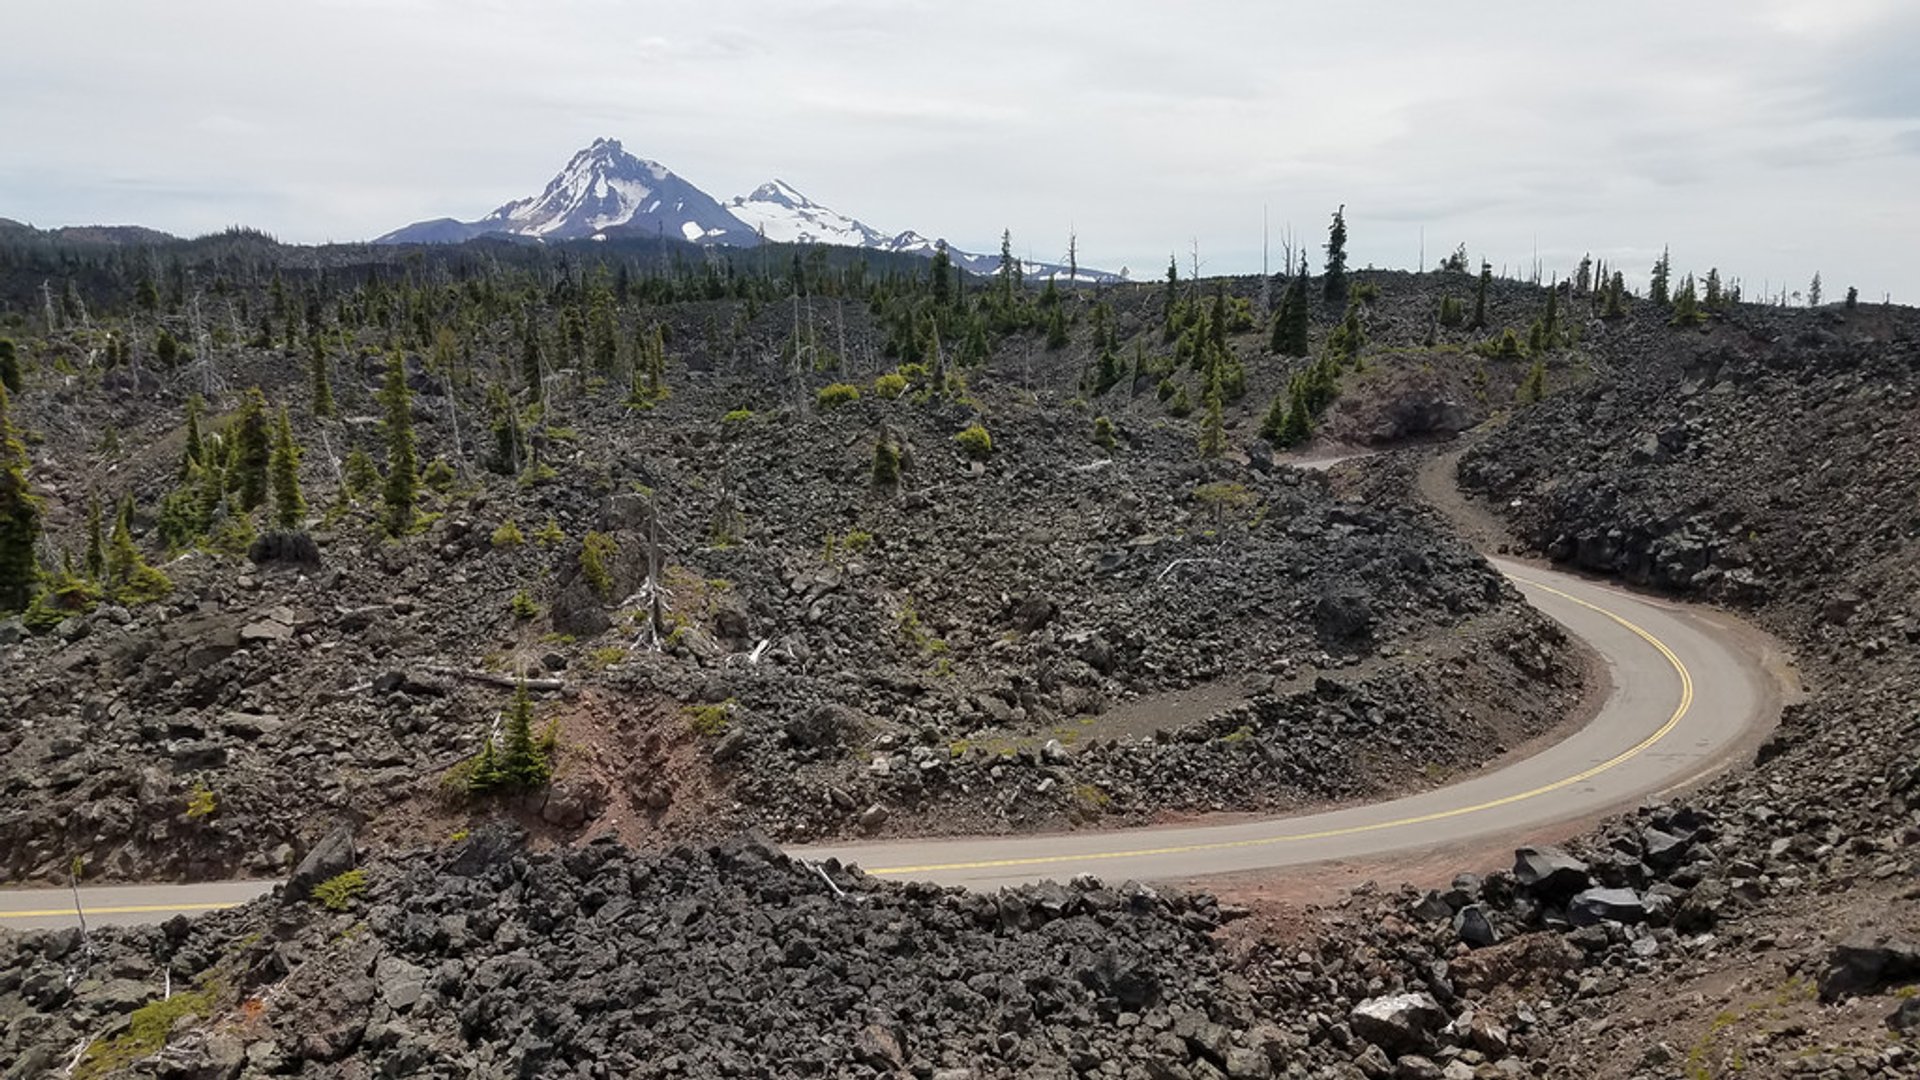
[106, 496, 170, 605]
[521, 309, 544, 400]
[468, 738, 505, 794]
[0, 338, 20, 394]
[232, 387, 272, 512]
[1649, 247, 1672, 306]
[1604, 271, 1627, 318]
[1670, 274, 1703, 326]
[487, 383, 522, 475]
[1197, 373, 1226, 459]
[500, 680, 550, 788]
[1541, 281, 1560, 347]
[379, 352, 417, 537]
[1574, 255, 1593, 297]
[1704, 268, 1724, 310]
[1323, 205, 1349, 304]
[1471, 262, 1491, 329]
[269, 405, 305, 530]
[84, 495, 105, 582]
[1259, 391, 1289, 444]
[930, 242, 953, 307]
[0, 383, 41, 613]
[1518, 359, 1547, 403]
[309, 340, 335, 418]
[1277, 385, 1313, 447]
[1808, 272, 1822, 308]
[182, 394, 206, 478]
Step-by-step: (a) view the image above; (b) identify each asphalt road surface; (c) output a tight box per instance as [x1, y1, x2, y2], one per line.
[788, 557, 1772, 888]
[0, 557, 1775, 926]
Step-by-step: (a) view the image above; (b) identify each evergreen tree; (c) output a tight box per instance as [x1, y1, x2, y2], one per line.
[1845, 286, 1859, 310]
[232, 387, 271, 512]
[308, 341, 335, 418]
[182, 394, 205, 477]
[106, 496, 170, 605]
[468, 738, 505, 794]
[521, 308, 544, 400]
[1277, 385, 1313, 447]
[269, 405, 305, 530]
[1704, 268, 1724, 310]
[500, 680, 550, 788]
[1604, 271, 1627, 318]
[1259, 392, 1289, 443]
[487, 383, 522, 475]
[1322, 205, 1349, 304]
[872, 430, 902, 487]
[1670, 274, 1703, 326]
[1541, 280, 1560, 347]
[1471, 261, 1491, 329]
[0, 338, 19, 394]
[379, 352, 417, 536]
[1197, 374, 1226, 459]
[1649, 246, 1672, 306]
[1574, 254, 1593, 297]
[930, 242, 953, 307]
[1808, 272, 1822, 308]
[997, 230, 1018, 309]
[84, 495, 105, 582]
[0, 383, 41, 613]
[1518, 359, 1547, 403]
[1163, 255, 1180, 335]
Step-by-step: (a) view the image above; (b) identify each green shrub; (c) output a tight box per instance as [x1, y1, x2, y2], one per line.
[873, 436, 901, 486]
[1092, 416, 1116, 450]
[953, 423, 993, 461]
[872, 372, 908, 399]
[509, 590, 539, 620]
[422, 457, 456, 493]
[492, 519, 525, 547]
[817, 382, 861, 408]
[580, 531, 616, 596]
[533, 517, 565, 545]
[311, 868, 368, 911]
[184, 783, 216, 819]
[687, 700, 734, 737]
[74, 984, 220, 1080]
[722, 408, 754, 424]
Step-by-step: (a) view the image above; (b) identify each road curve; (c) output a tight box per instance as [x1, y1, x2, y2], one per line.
[787, 557, 1774, 889]
[0, 557, 1776, 926]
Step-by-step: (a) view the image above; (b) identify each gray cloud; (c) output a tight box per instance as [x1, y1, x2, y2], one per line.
[1, 0, 1915, 299]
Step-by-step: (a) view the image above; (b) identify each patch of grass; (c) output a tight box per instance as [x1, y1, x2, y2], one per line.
[584, 645, 626, 671]
[311, 868, 368, 912]
[686, 700, 735, 737]
[509, 590, 539, 621]
[722, 408, 754, 424]
[74, 984, 222, 1080]
[1072, 783, 1112, 812]
[817, 382, 861, 408]
[953, 423, 993, 461]
[184, 783, 216, 819]
[580, 530, 617, 596]
[1220, 726, 1254, 744]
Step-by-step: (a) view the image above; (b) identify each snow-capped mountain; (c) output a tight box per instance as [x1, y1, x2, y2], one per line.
[376, 138, 751, 246]
[376, 138, 1121, 281]
[724, 180, 891, 249]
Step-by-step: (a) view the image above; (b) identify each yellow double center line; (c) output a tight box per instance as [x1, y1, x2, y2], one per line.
[0, 579, 1692, 913]
[862, 576, 1694, 876]
[0, 901, 244, 920]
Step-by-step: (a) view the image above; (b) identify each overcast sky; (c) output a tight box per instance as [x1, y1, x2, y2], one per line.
[5, 0, 1918, 300]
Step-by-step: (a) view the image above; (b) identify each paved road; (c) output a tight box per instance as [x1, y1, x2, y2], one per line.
[0, 879, 271, 932]
[788, 557, 1773, 888]
[0, 557, 1775, 926]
